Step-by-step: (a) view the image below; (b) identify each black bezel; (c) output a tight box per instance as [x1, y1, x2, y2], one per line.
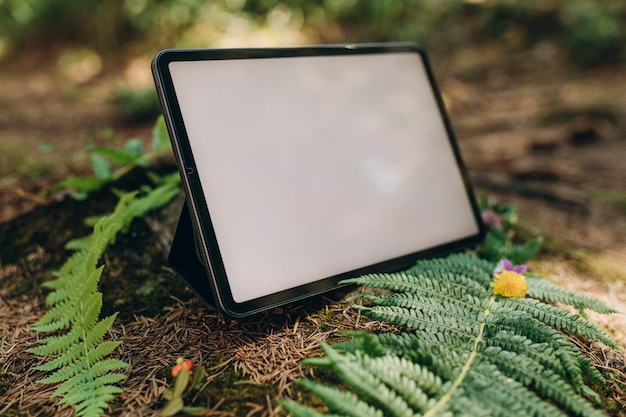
[152, 43, 485, 317]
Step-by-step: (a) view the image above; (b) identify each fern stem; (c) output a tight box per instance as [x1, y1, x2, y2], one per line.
[423, 294, 496, 417]
[80, 299, 96, 388]
[111, 148, 163, 181]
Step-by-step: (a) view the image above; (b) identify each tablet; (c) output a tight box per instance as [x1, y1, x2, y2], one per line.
[152, 43, 485, 317]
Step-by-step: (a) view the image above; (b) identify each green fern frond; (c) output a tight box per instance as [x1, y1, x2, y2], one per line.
[369, 331, 475, 358]
[29, 326, 84, 357]
[499, 297, 619, 349]
[481, 330, 589, 393]
[82, 314, 119, 351]
[297, 379, 384, 417]
[353, 304, 481, 338]
[54, 368, 128, 400]
[280, 400, 345, 417]
[406, 253, 494, 284]
[345, 272, 490, 307]
[482, 347, 605, 417]
[335, 331, 388, 358]
[29, 181, 179, 417]
[68, 388, 125, 412]
[355, 292, 485, 322]
[34, 343, 86, 372]
[461, 362, 565, 417]
[294, 253, 618, 417]
[526, 276, 618, 315]
[305, 343, 425, 417]
[360, 354, 445, 402]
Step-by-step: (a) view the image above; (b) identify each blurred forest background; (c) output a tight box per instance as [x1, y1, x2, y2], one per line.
[1, 0, 625, 258]
[1, 0, 625, 63]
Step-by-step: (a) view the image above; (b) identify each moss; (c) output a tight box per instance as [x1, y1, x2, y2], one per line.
[181, 365, 276, 415]
[534, 232, 626, 284]
[0, 189, 114, 265]
[97, 218, 191, 320]
[591, 189, 626, 214]
[0, 373, 15, 398]
[538, 105, 620, 126]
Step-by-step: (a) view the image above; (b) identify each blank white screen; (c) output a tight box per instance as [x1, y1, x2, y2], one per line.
[169, 52, 479, 303]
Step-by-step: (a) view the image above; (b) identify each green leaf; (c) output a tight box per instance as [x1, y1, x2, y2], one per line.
[151, 115, 171, 151]
[507, 236, 543, 264]
[180, 406, 210, 416]
[37, 140, 55, 153]
[172, 368, 190, 398]
[90, 154, 113, 179]
[157, 396, 184, 417]
[123, 138, 144, 160]
[58, 176, 110, 193]
[88, 147, 136, 165]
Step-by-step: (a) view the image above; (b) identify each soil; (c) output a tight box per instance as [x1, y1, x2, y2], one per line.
[1, 44, 625, 416]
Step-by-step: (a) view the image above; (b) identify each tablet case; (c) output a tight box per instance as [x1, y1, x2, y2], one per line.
[168, 200, 216, 309]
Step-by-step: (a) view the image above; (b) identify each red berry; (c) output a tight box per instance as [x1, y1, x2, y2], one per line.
[171, 364, 182, 377]
[171, 358, 194, 377]
[181, 359, 194, 371]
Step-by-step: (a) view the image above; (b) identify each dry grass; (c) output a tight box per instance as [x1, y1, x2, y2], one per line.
[0, 253, 393, 416]
[532, 255, 626, 348]
[1, 248, 625, 416]
[572, 336, 626, 417]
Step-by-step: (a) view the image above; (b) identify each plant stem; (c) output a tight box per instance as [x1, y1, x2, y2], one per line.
[423, 294, 496, 417]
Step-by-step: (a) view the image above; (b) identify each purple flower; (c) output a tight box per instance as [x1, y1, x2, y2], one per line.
[502, 259, 527, 274]
[481, 210, 503, 229]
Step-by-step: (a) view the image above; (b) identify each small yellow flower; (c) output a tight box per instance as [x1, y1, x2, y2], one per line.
[490, 270, 528, 298]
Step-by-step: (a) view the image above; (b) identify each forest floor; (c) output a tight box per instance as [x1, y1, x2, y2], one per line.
[1, 43, 625, 415]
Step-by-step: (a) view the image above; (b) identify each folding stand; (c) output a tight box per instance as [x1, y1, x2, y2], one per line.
[167, 201, 216, 309]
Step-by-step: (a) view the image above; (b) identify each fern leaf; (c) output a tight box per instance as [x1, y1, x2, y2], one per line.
[406, 253, 494, 285]
[52, 361, 128, 399]
[64, 235, 94, 251]
[29, 151, 180, 417]
[344, 270, 489, 299]
[527, 276, 618, 315]
[38, 358, 88, 385]
[87, 359, 130, 379]
[55, 372, 127, 402]
[28, 326, 83, 357]
[306, 343, 422, 417]
[280, 400, 344, 417]
[482, 330, 583, 389]
[461, 362, 565, 417]
[33, 343, 85, 372]
[75, 396, 121, 417]
[29, 299, 75, 332]
[36, 268, 103, 328]
[297, 379, 384, 417]
[371, 331, 475, 358]
[356, 292, 485, 323]
[82, 314, 118, 350]
[296, 253, 615, 417]
[31, 288, 102, 337]
[85, 341, 123, 365]
[483, 347, 605, 417]
[359, 355, 441, 411]
[486, 309, 603, 391]
[500, 297, 619, 349]
[354, 304, 481, 337]
[352, 277, 489, 313]
[334, 331, 388, 358]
